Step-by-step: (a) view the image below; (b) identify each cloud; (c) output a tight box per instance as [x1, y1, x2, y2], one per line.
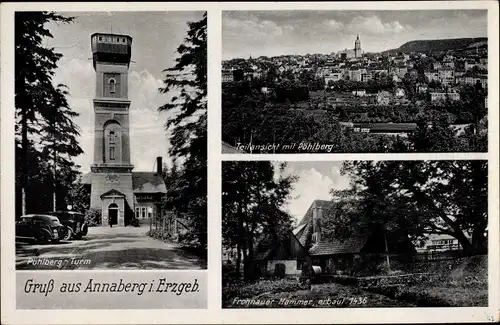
[322, 19, 344, 30]
[278, 167, 328, 224]
[272, 162, 352, 225]
[223, 14, 284, 40]
[348, 15, 408, 35]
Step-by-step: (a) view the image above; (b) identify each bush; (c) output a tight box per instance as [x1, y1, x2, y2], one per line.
[85, 208, 102, 227]
[223, 278, 304, 306]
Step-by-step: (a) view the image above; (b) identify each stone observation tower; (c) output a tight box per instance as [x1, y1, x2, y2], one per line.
[354, 34, 362, 58]
[84, 32, 167, 228]
[89, 33, 135, 227]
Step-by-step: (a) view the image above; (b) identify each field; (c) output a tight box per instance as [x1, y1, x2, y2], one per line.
[222, 255, 487, 308]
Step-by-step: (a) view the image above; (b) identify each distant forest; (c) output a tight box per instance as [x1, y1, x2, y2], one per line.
[384, 37, 488, 54]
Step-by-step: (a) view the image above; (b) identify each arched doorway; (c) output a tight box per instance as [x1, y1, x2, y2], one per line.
[108, 203, 119, 226]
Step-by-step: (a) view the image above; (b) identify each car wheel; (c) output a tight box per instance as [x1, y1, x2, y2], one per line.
[81, 224, 88, 236]
[63, 227, 73, 240]
[36, 232, 50, 244]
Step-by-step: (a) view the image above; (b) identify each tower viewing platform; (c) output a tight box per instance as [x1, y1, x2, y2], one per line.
[91, 33, 132, 69]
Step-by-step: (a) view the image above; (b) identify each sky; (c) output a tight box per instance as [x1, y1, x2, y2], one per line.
[222, 10, 487, 59]
[273, 161, 352, 225]
[45, 11, 204, 173]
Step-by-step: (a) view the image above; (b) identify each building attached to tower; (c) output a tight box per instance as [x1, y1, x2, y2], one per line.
[336, 34, 363, 60]
[82, 33, 167, 227]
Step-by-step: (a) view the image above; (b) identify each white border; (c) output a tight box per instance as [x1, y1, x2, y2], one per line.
[1, 1, 499, 324]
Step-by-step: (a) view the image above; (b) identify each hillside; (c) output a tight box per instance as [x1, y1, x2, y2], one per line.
[384, 37, 488, 54]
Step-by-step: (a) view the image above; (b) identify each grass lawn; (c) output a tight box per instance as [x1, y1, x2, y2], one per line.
[223, 279, 413, 308]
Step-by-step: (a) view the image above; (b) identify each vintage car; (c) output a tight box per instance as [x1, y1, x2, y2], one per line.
[15, 214, 64, 244]
[45, 211, 88, 240]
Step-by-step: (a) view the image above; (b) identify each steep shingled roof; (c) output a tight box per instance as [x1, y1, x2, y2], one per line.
[309, 235, 369, 256]
[132, 172, 167, 193]
[293, 199, 334, 247]
[296, 199, 334, 227]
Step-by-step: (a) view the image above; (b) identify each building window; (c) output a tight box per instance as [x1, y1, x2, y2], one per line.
[99, 36, 102, 41]
[109, 131, 116, 144]
[108, 78, 116, 93]
[110, 147, 115, 160]
[147, 207, 153, 220]
[141, 207, 147, 219]
[135, 207, 140, 219]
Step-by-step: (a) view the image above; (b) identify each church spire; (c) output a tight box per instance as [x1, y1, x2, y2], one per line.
[354, 33, 362, 58]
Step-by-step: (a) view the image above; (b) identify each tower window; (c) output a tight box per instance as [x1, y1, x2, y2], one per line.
[109, 131, 116, 144]
[110, 146, 115, 160]
[108, 78, 116, 93]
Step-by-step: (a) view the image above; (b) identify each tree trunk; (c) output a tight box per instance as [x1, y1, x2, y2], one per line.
[453, 229, 475, 256]
[21, 111, 28, 216]
[53, 139, 57, 212]
[236, 242, 242, 277]
[384, 232, 391, 271]
[246, 236, 255, 281]
[471, 225, 487, 254]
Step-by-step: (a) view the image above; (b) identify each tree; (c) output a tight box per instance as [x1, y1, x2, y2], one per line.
[39, 84, 83, 210]
[158, 12, 207, 249]
[336, 160, 488, 256]
[15, 12, 79, 215]
[222, 161, 296, 280]
[409, 114, 457, 152]
[66, 177, 91, 213]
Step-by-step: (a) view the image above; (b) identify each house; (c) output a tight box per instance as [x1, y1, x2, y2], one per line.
[394, 88, 406, 98]
[438, 67, 455, 85]
[293, 200, 416, 275]
[416, 83, 428, 93]
[222, 247, 238, 265]
[465, 59, 477, 71]
[416, 234, 463, 253]
[377, 90, 392, 105]
[222, 69, 234, 83]
[430, 92, 460, 102]
[351, 123, 417, 135]
[416, 234, 471, 260]
[324, 71, 342, 85]
[432, 61, 442, 70]
[424, 70, 440, 83]
[253, 231, 310, 277]
[352, 89, 366, 97]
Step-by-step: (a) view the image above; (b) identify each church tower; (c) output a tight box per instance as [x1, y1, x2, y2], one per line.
[89, 33, 135, 227]
[354, 34, 362, 58]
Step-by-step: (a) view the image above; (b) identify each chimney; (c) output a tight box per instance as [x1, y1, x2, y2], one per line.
[156, 157, 162, 176]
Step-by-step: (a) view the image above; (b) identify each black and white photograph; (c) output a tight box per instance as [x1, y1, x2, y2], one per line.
[221, 10, 488, 153]
[222, 160, 488, 308]
[14, 11, 207, 270]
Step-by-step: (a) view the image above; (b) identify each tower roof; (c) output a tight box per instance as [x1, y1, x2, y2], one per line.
[91, 32, 132, 69]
